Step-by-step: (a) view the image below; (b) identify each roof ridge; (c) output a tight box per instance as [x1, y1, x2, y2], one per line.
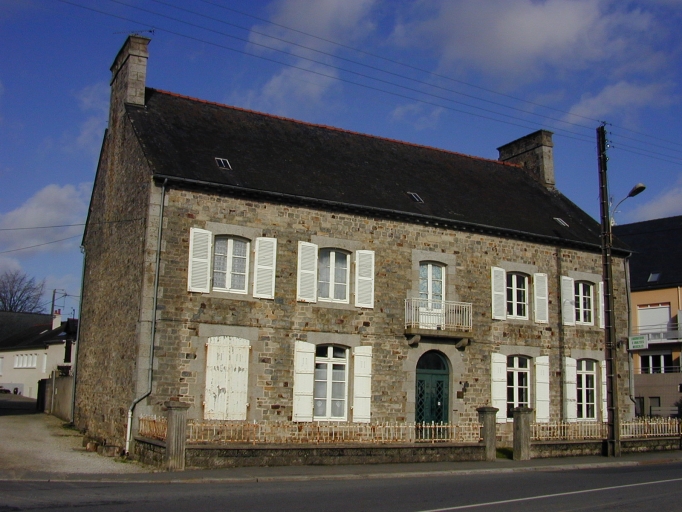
[149, 88, 521, 169]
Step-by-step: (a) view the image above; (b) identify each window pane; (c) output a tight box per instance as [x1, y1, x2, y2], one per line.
[518, 357, 528, 369]
[314, 381, 327, 399]
[332, 364, 345, 381]
[518, 387, 528, 406]
[231, 274, 245, 291]
[214, 238, 227, 255]
[316, 345, 329, 358]
[332, 382, 345, 399]
[315, 363, 327, 381]
[331, 400, 344, 417]
[318, 281, 330, 298]
[314, 399, 326, 417]
[233, 239, 247, 257]
[334, 283, 346, 301]
[332, 347, 346, 359]
[518, 372, 528, 387]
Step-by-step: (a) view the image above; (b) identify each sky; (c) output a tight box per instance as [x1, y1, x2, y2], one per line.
[1, 0, 681, 317]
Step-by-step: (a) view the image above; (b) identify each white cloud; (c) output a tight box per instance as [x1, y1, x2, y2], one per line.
[626, 176, 682, 221]
[566, 81, 677, 123]
[242, 0, 377, 114]
[64, 82, 108, 156]
[0, 183, 91, 257]
[391, 103, 444, 130]
[392, 0, 659, 82]
[0, 257, 21, 275]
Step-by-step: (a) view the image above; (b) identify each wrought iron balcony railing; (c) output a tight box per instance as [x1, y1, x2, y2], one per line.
[405, 298, 473, 332]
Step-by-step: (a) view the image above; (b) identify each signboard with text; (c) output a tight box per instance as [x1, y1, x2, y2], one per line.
[628, 335, 648, 350]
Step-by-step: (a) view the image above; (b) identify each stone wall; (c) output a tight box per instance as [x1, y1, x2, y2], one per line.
[142, 186, 630, 427]
[75, 116, 152, 446]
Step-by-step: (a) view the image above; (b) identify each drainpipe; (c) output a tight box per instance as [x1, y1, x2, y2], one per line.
[70, 246, 87, 424]
[125, 179, 167, 455]
[625, 259, 636, 407]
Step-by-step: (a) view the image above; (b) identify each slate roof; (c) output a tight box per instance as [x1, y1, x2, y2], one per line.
[613, 215, 682, 291]
[126, 89, 615, 253]
[0, 312, 51, 342]
[0, 319, 77, 352]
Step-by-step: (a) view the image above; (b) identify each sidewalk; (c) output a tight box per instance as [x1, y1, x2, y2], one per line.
[2, 399, 681, 483]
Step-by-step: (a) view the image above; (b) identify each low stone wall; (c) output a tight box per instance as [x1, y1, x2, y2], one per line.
[621, 437, 681, 453]
[532, 440, 604, 458]
[133, 437, 485, 469]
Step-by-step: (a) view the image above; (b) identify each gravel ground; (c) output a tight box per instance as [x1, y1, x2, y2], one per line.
[0, 397, 148, 475]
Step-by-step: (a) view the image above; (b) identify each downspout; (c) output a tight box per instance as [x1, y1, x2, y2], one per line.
[70, 246, 86, 423]
[625, 259, 636, 407]
[125, 179, 167, 455]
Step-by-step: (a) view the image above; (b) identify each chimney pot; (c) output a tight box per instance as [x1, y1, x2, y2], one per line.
[497, 130, 555, 189]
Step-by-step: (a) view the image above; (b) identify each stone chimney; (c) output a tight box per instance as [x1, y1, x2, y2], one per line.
[108, 35, 150, 131]
[497, 130, 555, 189]
[52, 309, 62, 330]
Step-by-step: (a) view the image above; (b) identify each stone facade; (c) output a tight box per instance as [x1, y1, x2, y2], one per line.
[75, 36, 633, 451]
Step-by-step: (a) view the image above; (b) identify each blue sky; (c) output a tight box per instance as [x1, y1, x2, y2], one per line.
[1, 0, 681, 316]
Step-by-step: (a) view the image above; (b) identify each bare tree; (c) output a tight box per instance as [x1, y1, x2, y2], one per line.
[0, 270, 46, 313]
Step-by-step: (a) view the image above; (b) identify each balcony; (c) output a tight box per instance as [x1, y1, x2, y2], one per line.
[404, 298, 473, 339]
[632, 323, 681, 346]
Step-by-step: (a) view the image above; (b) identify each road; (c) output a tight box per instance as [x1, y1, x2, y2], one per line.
[1, 462, 681, 511]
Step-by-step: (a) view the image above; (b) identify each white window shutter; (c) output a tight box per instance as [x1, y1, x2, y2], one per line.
[563, 357, 577, 422]
[352, 346, 372, 423]
[292, 340, 315, 422]
[561, 276, 575, 326]
[535, 356, 550, 423]
[253, 237, 277, 299]
[355, 250, 375, 308]
[600, 360, 608, 423]
[491, 267, 506, 320]
[598, 281, 605, 329]
[297, 242, 318, 303]
[205, 336, 250, 420]
[204, 336, 230, 420]
[491, 353, 507, 423]
[534, 273, 549, 324]
[226, 337, 250, 421]
[188, 228, 212, 293]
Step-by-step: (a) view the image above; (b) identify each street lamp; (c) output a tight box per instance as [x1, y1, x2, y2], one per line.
[611, 184, 646, 226]
[597, 126, 646, 457]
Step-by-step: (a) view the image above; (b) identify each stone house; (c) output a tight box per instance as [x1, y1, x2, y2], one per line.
[74, 36, 632, 451]
[614, 215, 682, 416]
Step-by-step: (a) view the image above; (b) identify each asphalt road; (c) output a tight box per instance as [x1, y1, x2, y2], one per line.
[1, 462, 681, 511]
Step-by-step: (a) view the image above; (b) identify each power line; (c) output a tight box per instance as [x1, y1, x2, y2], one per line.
[58, 0, 682, 165]
[197, 0, 682, 151]
[0, 218, 142, 232]
[0, 235, 82, 255]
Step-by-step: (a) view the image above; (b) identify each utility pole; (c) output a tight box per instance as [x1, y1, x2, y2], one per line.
[597, 124, 621, 457]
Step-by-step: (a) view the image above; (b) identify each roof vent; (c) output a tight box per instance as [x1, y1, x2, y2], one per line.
[553, 217, 569, 227]
[407, 192, 424, 203]
[648, 272, 661, 283]
[215, 157, 232, 170]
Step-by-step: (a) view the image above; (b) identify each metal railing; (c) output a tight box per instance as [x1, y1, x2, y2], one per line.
[139, 415, 167, 441]
[405, 299, 473, 331]
[632, 324, 681, 342]
[185, 421, 482, 445]
[621, 417, 681, 438]
[531, 421, 608, 441]
[635, 366, 681, 374]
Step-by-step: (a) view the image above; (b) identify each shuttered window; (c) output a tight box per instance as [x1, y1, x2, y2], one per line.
[533, 273, 549, 324]
[204, 336, 250, 420]
[352, 346, 372, 423]
[292, 341, 316, 422]
[253, 237, 277, 299]
[355, 250, 375, 308]
[491, 353, 507, 423]
[535, 356, 550, 423]
[491, 267, 506, 320]
[563, 357, 578, 422]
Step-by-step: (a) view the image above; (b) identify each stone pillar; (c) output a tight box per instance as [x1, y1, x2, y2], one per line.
[165, 401, 190, 471]
[512, 407, 533, 461]
[477, 407, 499, 461]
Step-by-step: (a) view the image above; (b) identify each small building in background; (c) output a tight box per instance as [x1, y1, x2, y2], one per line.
[614, 215, 682, 417]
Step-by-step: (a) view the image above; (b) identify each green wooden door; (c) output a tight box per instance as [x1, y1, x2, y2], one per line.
[415, 351, 449, 424]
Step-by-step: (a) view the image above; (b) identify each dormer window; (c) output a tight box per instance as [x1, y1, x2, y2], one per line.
[215, 157, 232, 170]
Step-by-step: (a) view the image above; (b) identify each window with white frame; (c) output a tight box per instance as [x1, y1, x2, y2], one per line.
[297, 242, 374, 308]
[491, 267, 548, 323]
[188, 228, 277, 299]
[561, 276, 604, 328]
[13, 353, 37, 369]
[491, 353, 549, 423]
[506, 273, 528, 319]
[640, 352, 675, 374]
[577, 359, 597, 420]
[318, 249, 350, 302]
[574, 281, 594, 325]
[419, 262, 444, 306]
[293, 340, 372, 423]
[213, 236, 249, 293]
[313, 345, 348, 420]
[506, 356, 530, 418]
